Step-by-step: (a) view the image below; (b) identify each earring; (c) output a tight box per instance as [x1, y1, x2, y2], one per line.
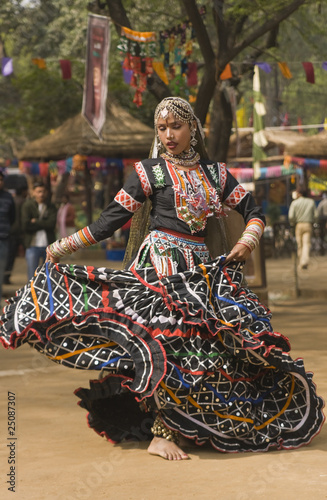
[190, 126, 197, 147]
[156, 135, 163, 150]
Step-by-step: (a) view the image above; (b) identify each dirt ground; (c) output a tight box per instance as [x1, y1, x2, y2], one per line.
[0, 254, 326, 500]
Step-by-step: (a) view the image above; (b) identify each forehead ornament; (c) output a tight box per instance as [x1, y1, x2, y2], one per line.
[160, 107, 169, 119]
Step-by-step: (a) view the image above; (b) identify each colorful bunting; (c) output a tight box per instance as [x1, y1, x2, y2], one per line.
[229, 165, 301, 182]
[284, 156, 327, 170]
[18, 156, 127, 177]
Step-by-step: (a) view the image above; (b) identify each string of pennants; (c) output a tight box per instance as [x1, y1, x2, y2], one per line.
[17, 155, 139, 178]
[229, 164, 302, 183]
[2, 6, 327, 107]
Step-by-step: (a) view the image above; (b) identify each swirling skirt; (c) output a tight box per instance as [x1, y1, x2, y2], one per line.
[0, 256, 324, 452]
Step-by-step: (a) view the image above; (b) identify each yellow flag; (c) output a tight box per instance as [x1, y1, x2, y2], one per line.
[32, 58, 47, 69]
[278, 62, 292, 79]
[152, 61, 169, 85]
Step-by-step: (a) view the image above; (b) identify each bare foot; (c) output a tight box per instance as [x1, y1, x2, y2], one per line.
[147, 436, 189, 460]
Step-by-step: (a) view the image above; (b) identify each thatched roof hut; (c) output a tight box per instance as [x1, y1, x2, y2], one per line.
[267, 129, 327, 157]
[18, 101, 154, 161]
[228, 129, 327, 160]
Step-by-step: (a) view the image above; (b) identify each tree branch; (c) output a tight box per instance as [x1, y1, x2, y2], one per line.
[226, 0, 306, 64]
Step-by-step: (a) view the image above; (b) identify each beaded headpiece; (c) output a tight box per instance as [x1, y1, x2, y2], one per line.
[154, 97, 196, 126]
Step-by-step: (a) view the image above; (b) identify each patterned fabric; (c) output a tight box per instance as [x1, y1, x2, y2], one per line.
[224, 183, 248, 209]
[166, 162, 225, 233]
[0, 252, 324, 452]
[134, 161, 153, 197]
[114, 188, 143, 213]
[134, 229, 210, 278]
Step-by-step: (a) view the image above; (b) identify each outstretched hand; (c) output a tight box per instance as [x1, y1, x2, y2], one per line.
[224, 243, 251, 264]
[46, 250, 61, 264]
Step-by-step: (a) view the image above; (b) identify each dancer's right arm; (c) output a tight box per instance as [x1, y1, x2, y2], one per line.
[46, 162, 151, 262]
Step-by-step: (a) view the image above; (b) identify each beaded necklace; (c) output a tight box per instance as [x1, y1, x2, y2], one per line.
[161, 147, 200, 168]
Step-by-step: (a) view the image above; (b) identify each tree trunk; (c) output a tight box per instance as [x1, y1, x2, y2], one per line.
[207, 83, 233, 162]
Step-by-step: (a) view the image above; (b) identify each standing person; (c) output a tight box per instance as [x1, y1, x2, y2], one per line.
[21, 182, 57, 280]
[288, 187, 317, 269]
[0, 171, 15, 303]
[56, 193, 76, 239]
[4, 185, 28, 285]
[317, 191, 327, 255]
[0, 98, 324, 461]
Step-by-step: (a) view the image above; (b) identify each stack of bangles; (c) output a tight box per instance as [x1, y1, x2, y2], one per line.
[47, 236, 81, 259]
[236, 218, 265, 252]
[47, 229, 97, 259]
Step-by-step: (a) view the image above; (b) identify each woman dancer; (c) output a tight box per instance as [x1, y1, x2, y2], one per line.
[0, 97, 324, 461]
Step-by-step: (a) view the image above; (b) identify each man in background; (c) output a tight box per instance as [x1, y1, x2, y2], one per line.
[288, 187, 317, 270]
[317, 191, 327, 255]
[4, 185, 28, 284]
[0, 171, 15, 303]
[21, 182, 57, 280]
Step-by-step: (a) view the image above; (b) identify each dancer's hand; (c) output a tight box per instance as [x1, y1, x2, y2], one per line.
[46, 250, 60, 264]
[224, 243, 251, 264]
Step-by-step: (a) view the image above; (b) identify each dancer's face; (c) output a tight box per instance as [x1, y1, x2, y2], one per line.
[157, 112, 192, 155]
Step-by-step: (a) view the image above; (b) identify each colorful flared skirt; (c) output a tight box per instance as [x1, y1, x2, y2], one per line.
[0, 255, 324, 452]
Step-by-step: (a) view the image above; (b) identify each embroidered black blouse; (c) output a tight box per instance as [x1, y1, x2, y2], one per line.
[87, 158, 265, 242]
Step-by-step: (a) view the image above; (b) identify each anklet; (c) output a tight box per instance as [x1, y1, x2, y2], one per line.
[151, 415, 179, 444]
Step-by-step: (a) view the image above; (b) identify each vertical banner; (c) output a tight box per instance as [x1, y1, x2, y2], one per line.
[82, 14, 110, 138]
[252, 65, 267, 180]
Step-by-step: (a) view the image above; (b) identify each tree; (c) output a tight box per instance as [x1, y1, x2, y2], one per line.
[0, 0, 88, 150]
[99, 0, 309, 160]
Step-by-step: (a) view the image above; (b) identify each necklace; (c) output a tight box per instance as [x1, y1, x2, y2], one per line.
[161, 147, 200, 167]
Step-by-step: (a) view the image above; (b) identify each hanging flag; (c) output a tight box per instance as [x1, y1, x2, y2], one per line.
[302, 62, 315, 84]
[255, 62, 272, 73]
[187, 61, 197, 86]
[82, 13, 111, 138]
[118, 26, 156, 107]
[122, 64, 133, 85]
[252, 65, 267, 180]
[1, 57, 13, 76]
[220, 63, 232, 80]
[59, 59, 72, 80]
[152, 61, 169, 85]
[32, 58, 47, 69]
[322, 61, 327, 71]
[236, 98, 247, 128]
[278, 62, 292, 79]
[297, 117, 303, 133]
[281, 112, 289, 128]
